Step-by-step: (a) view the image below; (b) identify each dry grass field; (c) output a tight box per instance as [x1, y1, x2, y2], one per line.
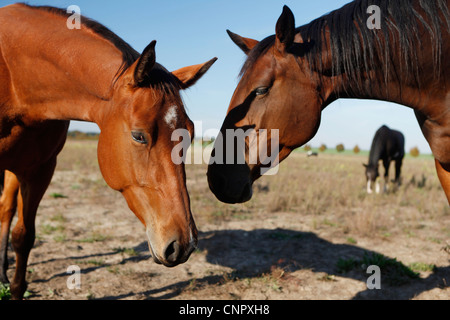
[2, 139, 449, 300]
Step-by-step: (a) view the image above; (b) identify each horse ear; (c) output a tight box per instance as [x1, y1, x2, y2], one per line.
[363, 163, 368, 168]
[172, 57, 218, 89]
[275, 5, 295, 53]
[133, 40, 157, 87]
[227, 30, 259, 55]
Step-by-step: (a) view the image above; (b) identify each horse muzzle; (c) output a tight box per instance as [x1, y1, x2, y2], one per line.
[207, 163, 253, 204]
[146, 228, 197, 268]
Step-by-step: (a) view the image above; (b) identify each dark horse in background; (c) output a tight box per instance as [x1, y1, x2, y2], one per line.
[364, 125, 405, 194]
[207, 0, 450, 204]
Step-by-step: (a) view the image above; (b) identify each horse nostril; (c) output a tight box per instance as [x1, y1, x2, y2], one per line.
[164, 240, 180, 264]
[239, 182, 252, 202]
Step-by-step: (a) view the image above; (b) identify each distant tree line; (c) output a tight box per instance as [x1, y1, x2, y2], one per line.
[67, 130, 99, 140]
[303, 143, 422, 157]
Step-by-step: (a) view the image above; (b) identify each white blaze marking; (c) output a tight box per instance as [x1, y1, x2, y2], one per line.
[164, 105, 178, 129]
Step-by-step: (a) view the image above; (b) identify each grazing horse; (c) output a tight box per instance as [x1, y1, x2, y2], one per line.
[364, 125, 405, 194]
[0, 4, 216, 299]
[207, 0, 450, 204]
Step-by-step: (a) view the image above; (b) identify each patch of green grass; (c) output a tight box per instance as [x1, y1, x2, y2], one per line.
[232, 213, 251, 220]
[50, 213, 67, 223]
[361, 253, 419, 285]
[409, 262, 436, 272]
[322, 219, 337, 227]
[427, 237, 441, 244]
[337, 253, 420, 286]
[0, 283, 30, 300]
[49, 193, 68, 199]
[86, 291, 96, 300]
[53, 234, 67, 242]
[211, 210, 225, 217]
[336, 257, 360, 273]
[76, 232, 108, 243]
[75, 259, 105, 266]
[40, 224, 65, 235]
[114, 247, 140, 256]
[106, 266, 120, 274]
[0, 283, 11, 300]
[185, 279, 200, 292]
[260, 268, 284, 293]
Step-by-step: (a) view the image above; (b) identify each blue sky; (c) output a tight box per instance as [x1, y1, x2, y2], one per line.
[2, 0, 432, 153]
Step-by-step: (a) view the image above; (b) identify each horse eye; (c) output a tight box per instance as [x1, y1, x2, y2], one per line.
[131, 131, 148, 144]
[255, 87, 269, 96]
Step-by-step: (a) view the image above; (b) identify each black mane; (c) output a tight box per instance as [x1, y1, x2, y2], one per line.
[241, 0, 450, 95]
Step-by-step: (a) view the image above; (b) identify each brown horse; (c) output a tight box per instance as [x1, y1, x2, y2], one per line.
[207, 0, 450, 204]
[0, 4, 216, 299]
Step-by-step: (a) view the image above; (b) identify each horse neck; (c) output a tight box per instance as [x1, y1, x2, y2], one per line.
[368, 139, 383, 167]
[311, 0, 448, 113]
[1, 5, 132, 125]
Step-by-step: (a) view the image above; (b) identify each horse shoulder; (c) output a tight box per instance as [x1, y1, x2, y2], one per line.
[415, 106, 450, 164]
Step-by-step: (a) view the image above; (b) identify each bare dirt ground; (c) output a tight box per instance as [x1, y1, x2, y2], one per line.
[3, 140, 449, 300]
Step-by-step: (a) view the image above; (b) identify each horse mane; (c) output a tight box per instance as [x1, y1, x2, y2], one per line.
[20, 4, 181, 95]
[241, 0, 450, 95]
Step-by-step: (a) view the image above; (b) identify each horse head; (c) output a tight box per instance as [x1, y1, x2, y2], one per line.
[97, 41, 216, 266]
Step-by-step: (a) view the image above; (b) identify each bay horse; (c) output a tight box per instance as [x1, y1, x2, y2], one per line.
[0, 4, 216, 299]
[364, 125, 405, 194]
[207, 0, 450, 204]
